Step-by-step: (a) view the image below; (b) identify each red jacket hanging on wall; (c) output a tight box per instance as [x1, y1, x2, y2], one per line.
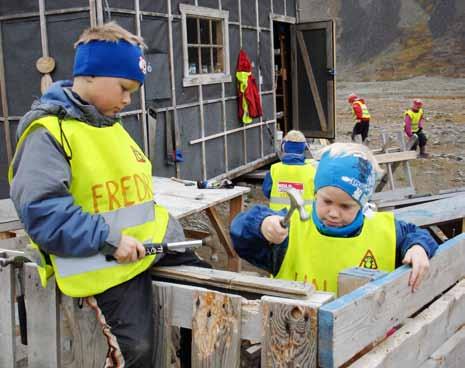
[236, 49, 263, 124]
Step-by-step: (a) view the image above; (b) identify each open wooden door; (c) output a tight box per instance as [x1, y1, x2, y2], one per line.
[291, 21, 335, 139]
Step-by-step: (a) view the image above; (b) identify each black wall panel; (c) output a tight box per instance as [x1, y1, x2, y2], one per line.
[273, 0, 284, 15]
[172, 0, 195, 15]
[259, 0, 271, 28]
[246, 126, 260, 162]
[206, 138, 226, 177]
[227, 131, 244, 171]
[204, 102, 222, 136]
[225, 100, 240, 130]
[178, 107, 202, 179]
[222, 0, 239, 22]
[140, 0, 167, 14]
[241, 0, 256, 26]
[286, 0, 296, 18]
[225, 25, 240, 98]
[259, 30, 272, 91]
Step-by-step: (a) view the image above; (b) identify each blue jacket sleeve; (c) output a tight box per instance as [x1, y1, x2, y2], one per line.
[230, 205, 288, 274]
[262, 172, 272, 199]
[395, 218, 438, 266]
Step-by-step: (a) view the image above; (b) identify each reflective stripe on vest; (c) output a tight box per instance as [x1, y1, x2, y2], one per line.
[276, 211, 396, 293]
[404, 108, 423, 132]
[352, 101, 371, 121]
[269, 162, 315, 212]
[10, 116, 168, 297]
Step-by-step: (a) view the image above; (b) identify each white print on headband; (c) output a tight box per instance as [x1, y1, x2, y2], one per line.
[139, 56, 147, 74]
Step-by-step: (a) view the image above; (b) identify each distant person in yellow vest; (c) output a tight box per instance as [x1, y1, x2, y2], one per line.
[263, 130, 315, 212]
[404, 99, 429, 158]
[231, 143, 437, 295]
[348, 93, 371, 143]
[9, 22, 208, 368]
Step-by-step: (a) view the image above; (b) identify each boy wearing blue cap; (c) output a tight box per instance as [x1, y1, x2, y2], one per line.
[9, 22, 206, 367]
[263, 130, 316, 211]
[231, 143, 437, 294]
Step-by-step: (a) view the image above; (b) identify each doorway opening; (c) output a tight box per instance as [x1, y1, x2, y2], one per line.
[273, 21, 293, 135]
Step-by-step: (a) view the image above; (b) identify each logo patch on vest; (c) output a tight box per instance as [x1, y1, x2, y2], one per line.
[131, 146, 146, 163]
[359, 249, 378, 269]
[278, 181, 304, 193]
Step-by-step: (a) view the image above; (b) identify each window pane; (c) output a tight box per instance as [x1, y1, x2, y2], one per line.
[211, 20, 223, 46]
[199, 19, 210, 45]
[188, 47, 199, 75]
[186, 17, 198, 44]
[200, 48, 212, 73]
[213, 47, 224, 73]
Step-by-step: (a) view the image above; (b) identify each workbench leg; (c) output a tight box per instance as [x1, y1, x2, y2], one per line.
[206, 206, 241, 272]
[229, 195, 244, 224]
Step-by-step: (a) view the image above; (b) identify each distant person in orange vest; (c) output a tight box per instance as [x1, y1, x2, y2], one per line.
[348, 93, 371, 143]
[404, 99, 428, 158]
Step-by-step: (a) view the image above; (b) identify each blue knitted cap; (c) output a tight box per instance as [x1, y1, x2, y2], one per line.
[73, 40, 146, 84]
[314, 150, 376, 207]
[282, 141, 307, 154]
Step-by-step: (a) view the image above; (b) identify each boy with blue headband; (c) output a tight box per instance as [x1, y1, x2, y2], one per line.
[231, 143, 437, 294]
[9, 22, 207, 367]
[263, 130, 316, 211]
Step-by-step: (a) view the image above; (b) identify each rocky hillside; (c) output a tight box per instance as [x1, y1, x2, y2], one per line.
[301, 0, 465, 81]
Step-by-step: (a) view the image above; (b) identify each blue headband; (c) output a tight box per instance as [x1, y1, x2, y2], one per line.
[314, 151, 376, 207]
[73, 40, 146, 84]
[282, 141, 306, 154]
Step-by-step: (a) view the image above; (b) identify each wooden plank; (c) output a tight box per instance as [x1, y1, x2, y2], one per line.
[374, 150, 417, 164]
[429, 225, 449, 243]
[191, 290, 241, 368]
[337, 267, 387, 297]
[229, 195, 243, 225]
[394, 195, 465, 227]
[376, 191, 465, 210]
[152, 280, 332, 341]
[0, 266, 16, 368]
[25, 264, 61, 368]
[372, 187, 415, 203]
[318, 233, 465, 368]
[152, 265, 314, 298]
[206, 206, 241, 272]
[296, 30, 327, 131]
[153, 283, 174, 368]
[350, 279, 465, 368]
[261, 296, 319, 368]
[421, 326, 465, 368]
[153, 176, 250, 220]
[61, 295, 108, 368]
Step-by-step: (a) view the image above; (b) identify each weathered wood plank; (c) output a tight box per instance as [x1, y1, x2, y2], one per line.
[318, 233, 465, 368]
[421, 326, 465, 368]
[153, 283, 174, 368]
[337, 267, 387, 297]
[0, 265, 16, 368]
[374, 150, 417, 164]
[153, 265, 314, 298]
[349, 279, 465, 368]
[394, 195, 465, 227]
[261, 296, 319, 368]
[191, 290, 241, 368]
[372, 187, 415, 203]
[25, 264, 61, 368]
[61, 296, 107, 368]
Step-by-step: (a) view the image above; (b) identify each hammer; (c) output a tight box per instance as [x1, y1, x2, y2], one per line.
[279, 188, 310, 228]
[270, 188, 310, 275]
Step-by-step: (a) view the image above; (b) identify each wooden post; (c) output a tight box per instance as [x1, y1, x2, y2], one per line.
[229, 195, 244, 224]
[337, 267, 387, 297]
[25, 264, 61, 368]
[261, 296, 319, 368]
[206, 206, 241, 272]
[191, 290, 241, 368]
[153, 283, 174, 368]
[0, 265, 16, 368]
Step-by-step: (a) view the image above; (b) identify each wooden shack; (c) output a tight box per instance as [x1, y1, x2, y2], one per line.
[0, 0, 336, 198]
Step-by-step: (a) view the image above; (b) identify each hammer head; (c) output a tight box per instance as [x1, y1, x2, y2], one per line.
[280, 187, 310, 227]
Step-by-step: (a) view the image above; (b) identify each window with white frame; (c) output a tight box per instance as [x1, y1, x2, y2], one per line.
[180, 4, 231, 86]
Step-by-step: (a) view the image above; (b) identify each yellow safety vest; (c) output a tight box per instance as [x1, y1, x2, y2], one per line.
[269, 162, 315, 212]
[236, 71, 253, 124]
[404, 108, 423, 132]
[9, 116, 169, 297]
[352, 100, 371, 121]
[276, 211, 396, 293]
